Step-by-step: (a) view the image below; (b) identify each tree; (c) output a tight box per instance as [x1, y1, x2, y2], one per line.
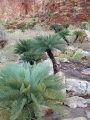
[73, 30, 83, 43]
[50, 24, 70, 45]
[58, 30, 70, 45]
[14, 39, 46, 64]
[0, 62, 67, 120]
[32, 34, 65, 74]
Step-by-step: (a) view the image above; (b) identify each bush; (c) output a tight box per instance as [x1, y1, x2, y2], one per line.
[0, 62, 67, 120]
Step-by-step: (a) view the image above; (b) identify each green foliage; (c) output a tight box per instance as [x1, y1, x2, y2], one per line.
[60, 50, 83, 61]
[81, 22, 88, 30]
[41, 18, 45, 23]
[58, 30, 70, 38]
[21, 51, 46, 63]
[32, 34, 65, 53]
[14, 39, 32, 54]
[19, 26, 26, 32]
[50, 24, 64, 32]
[0, 62, 67, 120]
[27, 22, 36, 30]
[73, 30, 83, 36]
[63, 24, 70, 29]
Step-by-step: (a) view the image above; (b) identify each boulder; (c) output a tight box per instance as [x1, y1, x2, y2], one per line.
[67, 96, 87, 108]
[62, 117, 87, 120]
[66, 78, 90, 97]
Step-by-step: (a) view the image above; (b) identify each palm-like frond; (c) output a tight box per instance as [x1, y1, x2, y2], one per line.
[58, 29, 70, 37]
[14, 39, 32, 54]
[32, 34, 65, 53]
[73, 30, 83, 36]
[21, 50, 46, 63]
[0, 62, 67, 120]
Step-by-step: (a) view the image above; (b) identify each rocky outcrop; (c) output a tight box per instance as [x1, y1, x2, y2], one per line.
[0, 0, 90, 26]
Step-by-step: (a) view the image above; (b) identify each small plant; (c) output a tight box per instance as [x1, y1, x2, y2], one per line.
[60, 50, 83, 61]
[14, 39, 32, 54]
[72, 50, 83, 60]
[19, 25, 26, 32]
[14, 39, 46, 64]
[81, 22, 88, 30]
[63, 24, 70, 29]
[50, 24, 64, 33]
[41, 18, 45, 23]
[21, 50, 46, 65]
[58, 30, 70, 45]
[32, 34, 65, 74]
[0, 22, 8, 48]
[73, 30, 83, 43]
[27, 22, 36, 30]
[0, 62, 67, 120]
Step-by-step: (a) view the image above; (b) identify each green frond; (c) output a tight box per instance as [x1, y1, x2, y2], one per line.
[0, 62, 67, 120]
[58, 29, 70, 37]
[14, 39, 32, 54]
[73, 30, 83, 36]
[10, 98, 27, 120]
[45, 100, 65, 115]
[32, 34, 65, 53]
[21, 50, 46, 63]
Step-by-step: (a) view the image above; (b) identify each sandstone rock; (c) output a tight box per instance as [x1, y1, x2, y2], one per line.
[53, 50, 61, 57]
[42, 59, 54, 75]
[62, 117, 87, 120]
[67, 96, 87, 108]
[66, 78, 90, 96]
[85, 110, 90, 118]
[81, 68, 90, 76]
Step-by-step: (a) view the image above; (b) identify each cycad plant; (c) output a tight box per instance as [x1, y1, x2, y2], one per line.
[14, 39, 46, 64]
[0, 62, 67, 120]
[32, 34, 65, 74]
[58, 30, 70, 45]
[73, 30, 83, 43]
[50, 23, 64, 33]
[21, 50, 46, 65]
[14, 39, 32, 54]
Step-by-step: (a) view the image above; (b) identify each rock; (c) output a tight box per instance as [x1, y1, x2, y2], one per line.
[86, 99, 90, 104]
[62, 117, 87, 120]
[39, 105, 53, 117]
[66, 78, 90, 96]
[61, 58, 69, 63]
[65, 45, 78, 52]
[53, 50, 61, 57]
[81, 68, 90, 76]
[56, 71, 66, 84]
[67, 96, 87, 108]
[56, 71, 66, 95]
[85, 110, 90, 118]
[42, 59, 54, 75]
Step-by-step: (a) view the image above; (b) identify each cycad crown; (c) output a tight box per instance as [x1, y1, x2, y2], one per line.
[0, 62, 67, 120]
[14, 39, 32, 54]
[32, 34, 65, 53]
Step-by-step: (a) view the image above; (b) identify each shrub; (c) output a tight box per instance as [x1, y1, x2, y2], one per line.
[32, 34, 65, 74]
[73, 30, 83, 43]
[0, 62, 67, 120]
[14, 39, 32, 54]
[81, 22, 88, 30]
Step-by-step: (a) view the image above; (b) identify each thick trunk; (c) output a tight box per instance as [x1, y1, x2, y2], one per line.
[63, 36, 69, 45]
[46, 49, 58, 74]
[74, 35, 78, 43]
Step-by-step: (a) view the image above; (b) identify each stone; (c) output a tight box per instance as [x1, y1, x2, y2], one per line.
[67, 96, 87, 108]
[53, 50, 61, 57]
[62, 117, 87, 120]
[66, 78, 90, 96]
[81, 68, 90, 76]
[85, 110, 90, 118]
[56, 71, 66, 95]
[42, 59, 54, 76]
